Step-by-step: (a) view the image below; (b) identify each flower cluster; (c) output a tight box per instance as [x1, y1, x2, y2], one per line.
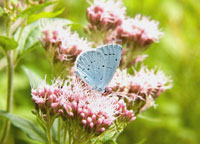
[86, 0, 126, 31]
[32, 77, 135, 137]
[107, 67, 172, 112]
[86, 0, 163, 53]
[40, 26, 91, 62]
[31, 79, 66, 119]
[115, 15, 164, 48]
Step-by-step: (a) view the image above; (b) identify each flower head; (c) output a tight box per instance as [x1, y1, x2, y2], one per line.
[31, 79, 66, 118]
[60, 77, 135, 135]
[40, 26, 92, 62]
[87, 0, 126, 31]
[108, 67, 172, 113]
[130, 66, 172, 97]
[32, 76, 135, 137]
[115, 14, 163, 48]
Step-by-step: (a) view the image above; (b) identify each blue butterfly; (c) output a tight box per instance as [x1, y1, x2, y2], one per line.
[75, 44, 122, 91]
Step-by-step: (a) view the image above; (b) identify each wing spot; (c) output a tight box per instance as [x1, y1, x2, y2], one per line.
[87, 68, 90, 70]
[109, 54, 112, 55]
[84, 76, 87, 78]
[102, 65, 105, 67]
[113, 53, 115, 55]
[115, 59, 118, 61]
[104, 54, 108, 56]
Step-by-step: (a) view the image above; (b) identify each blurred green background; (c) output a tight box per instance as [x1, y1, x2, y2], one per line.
[0, 0, 200, 144]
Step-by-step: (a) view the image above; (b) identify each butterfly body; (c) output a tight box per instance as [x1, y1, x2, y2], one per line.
[75, 44, 122, 91]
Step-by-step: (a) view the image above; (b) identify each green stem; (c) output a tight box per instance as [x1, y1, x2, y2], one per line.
[47, 125, 53, 144]
[63, 127, 67, 144]
[0, 51, 14, 144]
[58, 118, 61, 143]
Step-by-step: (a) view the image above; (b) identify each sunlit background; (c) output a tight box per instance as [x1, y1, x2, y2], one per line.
[0, 0, 200, 144]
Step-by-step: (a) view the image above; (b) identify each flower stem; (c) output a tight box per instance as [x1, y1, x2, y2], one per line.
[63, 127, 67, 144]
[47, 125, 53, 144]
[58, 117, 61, 143]
[0, 51, 14, 144]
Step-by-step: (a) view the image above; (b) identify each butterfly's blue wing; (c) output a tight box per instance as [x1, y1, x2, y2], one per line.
[75, 50, 106, 91]
[97, 44, 122, 89]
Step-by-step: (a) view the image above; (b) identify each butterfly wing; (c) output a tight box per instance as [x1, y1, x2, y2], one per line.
[75, 50, 106, 91]
[97, 44, 122, 89]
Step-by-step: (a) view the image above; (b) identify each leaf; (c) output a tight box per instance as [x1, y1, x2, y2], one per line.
[0, 6, 4, 17]
[0, 36, 18, 51]
[138, 114, 160, 123]
[18, 1, 56, 18]
[103, 140, 118, 144]
[14, 18, 72, 58]
[23, 67, 43, 89]
[0, 110, 47, 142]
[67, 22, 84, 30]
[28, 8, 65, 24]
[136, 138, 146, 144]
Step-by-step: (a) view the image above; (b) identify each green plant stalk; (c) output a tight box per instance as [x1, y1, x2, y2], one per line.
[58, 117, 61, 143]
[0, 3, 14, 142]
[63, 127, 67, 144]
[0, 51, 14, 144]
[47, 125, 53, 144]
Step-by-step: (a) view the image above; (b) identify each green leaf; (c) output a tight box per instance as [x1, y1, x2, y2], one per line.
[0, 36, 18, 51]
[14, 18, 72, 58]
[0, 7, 4, 17]
[67, 22, 84, 30]
[103, 140, 118, 144]
[27, 8, 65, 24]
[23, 67, 43, 89]
[0, 110, 47, 142]
[136, 138, 146, 144]
[18, 1, 56, 18]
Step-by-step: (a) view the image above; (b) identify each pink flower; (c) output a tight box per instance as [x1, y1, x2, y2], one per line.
[40, 26, 91, 62]
[87, 0, 126, 31]
[60, 77, 135, 135]
[115, 14, 163, 47]
[32, 76, 135, 136]
[130, 66, 172, 97]
[31, 79, 67, 117]
[108, 67, 172, 112]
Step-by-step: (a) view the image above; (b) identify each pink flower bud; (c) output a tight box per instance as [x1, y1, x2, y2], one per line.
[87, 117, 92, 123]
[82, 119, 87, 125]
[89, 122, 94, 128]
[99, 127, 105, 133]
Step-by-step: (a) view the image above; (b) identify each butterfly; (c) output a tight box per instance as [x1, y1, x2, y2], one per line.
[75, 44, 122, 91]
